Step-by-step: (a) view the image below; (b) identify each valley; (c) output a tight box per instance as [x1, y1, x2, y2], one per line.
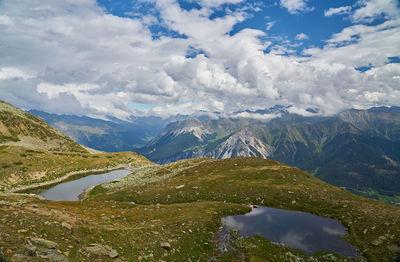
[2, 0, 399, 261]
[1, 101, 399, 261]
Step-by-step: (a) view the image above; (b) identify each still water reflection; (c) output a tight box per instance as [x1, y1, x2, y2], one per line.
[39, 169, 131, 201]
[222, 206, 358, 256]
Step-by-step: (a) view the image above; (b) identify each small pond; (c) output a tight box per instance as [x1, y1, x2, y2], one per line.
[39, 169, 131, 201]
[222, 205, 358, 257]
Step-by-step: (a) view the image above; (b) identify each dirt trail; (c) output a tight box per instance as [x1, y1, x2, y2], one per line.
[8, 164, 140, 193]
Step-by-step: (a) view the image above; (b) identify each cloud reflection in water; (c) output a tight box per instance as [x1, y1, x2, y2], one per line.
[221, 206, 357, 256]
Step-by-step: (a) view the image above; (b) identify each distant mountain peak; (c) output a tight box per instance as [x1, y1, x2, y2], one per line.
[163, 118, 212, 141]
[207, 127, 272, 159]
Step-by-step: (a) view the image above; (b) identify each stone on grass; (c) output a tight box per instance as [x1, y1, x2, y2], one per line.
[61, 222, 72, 230]
[31, 238, 58, 249]
[82, 243, 118, 258]
[160, 242, 171, 250]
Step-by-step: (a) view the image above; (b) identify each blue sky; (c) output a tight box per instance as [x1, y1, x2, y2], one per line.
[0, 0, 399, 119]
[96, 0, 358, 53]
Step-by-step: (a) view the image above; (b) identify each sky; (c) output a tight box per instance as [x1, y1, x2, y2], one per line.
[0, 0, 399, 120]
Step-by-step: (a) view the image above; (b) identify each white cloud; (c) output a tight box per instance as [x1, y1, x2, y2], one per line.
[352, 0, 400, 23]
[295, 33, 309, 40]
[266, 21, 276, 31]
[324, 6, 352, 17]
[0, 0, 399, 120]
[195, 0, 245, 8]
[232, 111, 281, 120]
[0, 68, 32, 80]
[280, 0, 313, 14]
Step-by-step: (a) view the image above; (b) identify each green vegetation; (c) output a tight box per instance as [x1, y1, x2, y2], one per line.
[139, 112, 400, 203]
[0, 100, 87, 153]
[1, 157, 399, 261]
[0, 145, 153, 191]
[0, 102, 399, 261]
[87, 157, 400, 261]
[0, 195, 249, 261]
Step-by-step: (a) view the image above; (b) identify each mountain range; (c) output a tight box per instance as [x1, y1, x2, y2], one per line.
[1, 100, 400, 261]
[28, 105, 400, 203]
[29, 110, 168, 152]
[138, 107, 400, 203]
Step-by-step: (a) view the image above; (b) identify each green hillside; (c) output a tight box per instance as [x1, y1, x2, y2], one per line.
[87, 158, 400, 261]
[0, 100, 87, 153]
[139, 111, 400, 204]
[1, 157, 399, 261]
[0, 102, 399, 261]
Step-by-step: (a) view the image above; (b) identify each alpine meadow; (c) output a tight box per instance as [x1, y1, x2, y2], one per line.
[1, 0, 400, 261]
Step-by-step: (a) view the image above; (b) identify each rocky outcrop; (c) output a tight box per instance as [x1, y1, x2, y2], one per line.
[206, 128, 272, 159]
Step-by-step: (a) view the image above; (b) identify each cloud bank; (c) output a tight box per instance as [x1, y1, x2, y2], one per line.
[0, 0, 399, 119]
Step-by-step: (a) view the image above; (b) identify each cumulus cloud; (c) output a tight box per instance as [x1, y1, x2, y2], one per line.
[352, 0, 400, 23]
[324, 6, 352, 17]
[279, 0, 313, 14]
[295, 33, 309, 40]
[0, 0, 399, 120]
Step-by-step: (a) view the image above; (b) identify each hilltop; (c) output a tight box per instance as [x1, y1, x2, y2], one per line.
[0, 100, 87, 153]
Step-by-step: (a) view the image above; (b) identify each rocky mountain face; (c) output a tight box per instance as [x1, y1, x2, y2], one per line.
[0, 100, 87, 153]
[138, 118, 272, 163]
[205, 128, 272, 159]
[139, 107, 400, 202]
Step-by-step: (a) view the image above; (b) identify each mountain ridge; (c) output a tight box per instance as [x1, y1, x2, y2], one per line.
[139, 107, 400, 203]
[0, 100, 87, 153]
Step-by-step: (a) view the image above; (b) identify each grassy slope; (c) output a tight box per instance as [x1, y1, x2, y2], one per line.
[0, 145, 153, 191]
[86, 157, 400, 262]
[0, 100, 87, 153]
[0, 194, 249, 262]
[0, 155, 399, 261]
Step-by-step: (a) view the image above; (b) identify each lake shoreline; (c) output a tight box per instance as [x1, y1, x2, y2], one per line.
[8, 164, 140, 194]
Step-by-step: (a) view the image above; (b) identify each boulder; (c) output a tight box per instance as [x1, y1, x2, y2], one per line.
[38, 248, 68, 262]
[61, 222, 72, 230]
[160, 242, 171, 251]
[82, 243, 118, 258]
[31, 238, 58, 249]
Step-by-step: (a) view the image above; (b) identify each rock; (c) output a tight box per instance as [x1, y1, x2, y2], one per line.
[17, 229, 27, 233]
[31, 238, 58, 249]
[61, 222, 72, 230]
[50, 209, 62, 215]
[371, 239, 382, 246]
[10, 254, 28, 262]
[370, 236, 386, 247]
[175, 185, 185, 190]
[160, 241, 171, 250]
[38, 248, 68, 262]
[32, 204, 39, 208]
[82, 244, 118, 258]
[108, 249, 118, 258]
[24, 244, 37, 256]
